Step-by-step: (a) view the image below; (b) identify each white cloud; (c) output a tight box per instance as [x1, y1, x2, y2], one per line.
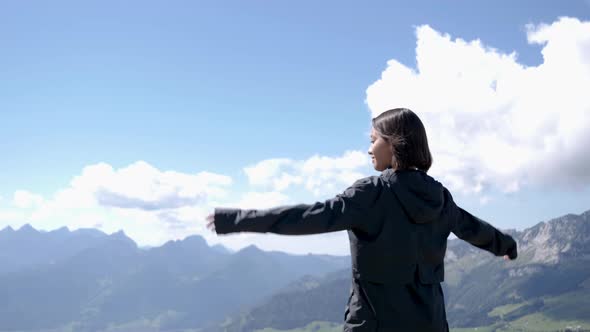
[244, 158, 294, 187]
[0, 209, 27, 224]
[12, 190, 45, 209]
[243, 150, 370, 197]
[366, 17, 590, 194]
[0, 161, 234, 248]
[76, 161, 233, 210]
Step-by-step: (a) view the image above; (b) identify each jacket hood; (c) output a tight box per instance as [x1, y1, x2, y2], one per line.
[382, 168, 445, 224]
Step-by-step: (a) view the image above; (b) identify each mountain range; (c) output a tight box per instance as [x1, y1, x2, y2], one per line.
[0, 209, 588, 332]
[0, 225, 348, 332]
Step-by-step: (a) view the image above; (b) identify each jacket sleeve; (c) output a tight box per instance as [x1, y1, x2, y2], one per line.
[213, 177, 380, 235]
[445, 188, 518, 259]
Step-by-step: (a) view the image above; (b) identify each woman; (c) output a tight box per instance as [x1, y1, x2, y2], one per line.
[206, 108, 517, 332]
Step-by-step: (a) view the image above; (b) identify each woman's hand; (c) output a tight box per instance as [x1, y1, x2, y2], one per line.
[504, 243, 518, 260]
[206, 213, 216, 232]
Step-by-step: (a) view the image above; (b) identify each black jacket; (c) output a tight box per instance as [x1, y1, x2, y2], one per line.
[214, 168, 518, 332]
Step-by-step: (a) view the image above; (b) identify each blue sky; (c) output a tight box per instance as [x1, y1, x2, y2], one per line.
[1, 1, 589, 254]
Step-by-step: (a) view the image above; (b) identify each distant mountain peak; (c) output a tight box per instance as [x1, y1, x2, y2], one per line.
[161, 234, 209, 251]
[183, 234, 207, 244]
[72, 228, 107, 238]
[518, 209, 590, 265]
[18, 224, 37, 233]
[109, 229, 129, 241]
[52, 226, 70, 233]
[239, 244, 263, 254]
[0, 225, 15, 233]
[111, 229, 128, 238]
[108, 229, 137, 248]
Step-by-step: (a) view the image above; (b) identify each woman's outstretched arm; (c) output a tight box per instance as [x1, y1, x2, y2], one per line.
[209, 177, 381, 235]
[444, 188, 518, 260]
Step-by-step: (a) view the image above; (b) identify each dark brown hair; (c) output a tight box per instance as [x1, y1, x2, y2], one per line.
[372, 108, 433, 172]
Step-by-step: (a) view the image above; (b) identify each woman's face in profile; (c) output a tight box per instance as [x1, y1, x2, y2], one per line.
[368, 127, 393, 172]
